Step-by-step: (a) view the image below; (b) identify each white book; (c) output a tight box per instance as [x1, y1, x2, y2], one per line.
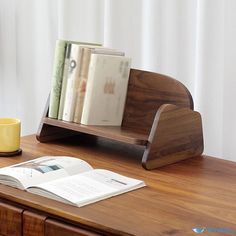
[73, 48, 125, 123]
[62, 44, 103, 122]
[81, 54, 131, 126]
[0, 156, 145, 207]
[62, 44, 84, 122]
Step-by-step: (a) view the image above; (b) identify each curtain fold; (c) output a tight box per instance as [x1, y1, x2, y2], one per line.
[0, 0, 235, 161]
[194, 0, 225, 158]
[0, 0, 18, 117]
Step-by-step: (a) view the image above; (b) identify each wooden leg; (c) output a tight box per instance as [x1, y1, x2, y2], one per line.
[36, 95, 78, 143]
[142, 104, 204, 170]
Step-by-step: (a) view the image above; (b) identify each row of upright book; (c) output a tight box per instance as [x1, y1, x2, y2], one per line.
[48, 40, 131, 126]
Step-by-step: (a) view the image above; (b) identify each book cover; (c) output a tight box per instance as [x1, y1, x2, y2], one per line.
[0, 156, 145, 207]
[62, 44, 85, 122]
[48, 40, 67, 119]
[81, 54, 131, 126]
[57, 43, 72, 120]
[73, 48, 125, 123]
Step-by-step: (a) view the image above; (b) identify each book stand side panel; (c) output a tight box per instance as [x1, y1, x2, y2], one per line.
[122, 69, 194, 133]
[142, 104, 204, 170]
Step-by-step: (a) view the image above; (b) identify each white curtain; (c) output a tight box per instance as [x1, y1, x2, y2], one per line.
[1, 0, 236, 161]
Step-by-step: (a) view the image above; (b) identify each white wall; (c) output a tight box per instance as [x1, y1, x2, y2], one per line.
[1, 0, 236, 161]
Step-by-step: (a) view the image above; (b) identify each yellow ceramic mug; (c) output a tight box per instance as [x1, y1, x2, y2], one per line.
[0, 118, 21, 153]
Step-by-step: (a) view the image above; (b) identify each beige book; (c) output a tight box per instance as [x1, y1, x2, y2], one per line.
[81, 54, 131, 126]
[73, 47, 91, 123]
[62, 44, 84, 122]
[73, 48, 125, 123]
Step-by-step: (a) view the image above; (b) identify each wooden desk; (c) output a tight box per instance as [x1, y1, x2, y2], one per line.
[0, 135, 235, 236]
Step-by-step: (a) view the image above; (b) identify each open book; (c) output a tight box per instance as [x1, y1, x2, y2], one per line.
[0, 156, 145, 207]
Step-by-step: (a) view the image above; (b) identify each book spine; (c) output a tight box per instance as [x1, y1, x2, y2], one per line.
[58, 43, 71, 120]
[62, 45, 84, 122]
[80, 55, 98, 125]
[73, 48, 92, 123]
[48, 40, 67, 119]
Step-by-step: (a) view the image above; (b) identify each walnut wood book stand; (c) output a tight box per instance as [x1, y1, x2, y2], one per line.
[37, 69, 204, 170]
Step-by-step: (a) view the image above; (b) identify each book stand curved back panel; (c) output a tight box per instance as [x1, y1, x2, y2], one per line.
[37, 69, 203, 170]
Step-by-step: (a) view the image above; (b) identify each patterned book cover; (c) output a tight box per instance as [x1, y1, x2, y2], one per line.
[81, 54, 131, 126]
[48, 40, 67, 119]
[62, 44, 84, 122]
[57, 43, 72, 120]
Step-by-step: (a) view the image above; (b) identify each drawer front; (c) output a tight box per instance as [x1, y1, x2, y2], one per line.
[0, 202, 23, 236]
[23, 211, 47, 236]
[45, 219, 102, 236]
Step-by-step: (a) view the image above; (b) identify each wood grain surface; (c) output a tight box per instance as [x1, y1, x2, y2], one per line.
[122, 69, 193, 133]
[45, 219, 101, 236]
[0, 202, 23, 236]
[40, 118, 148, 145]
[23, 211, 46, 236]
[143, 104, 203, 169]
[0, 135, 235, 235]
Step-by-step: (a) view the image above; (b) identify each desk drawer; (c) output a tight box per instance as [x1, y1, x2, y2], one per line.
[0, 202, 23, 236]
[45, 219, 101, 236]
[23, 211, 47, 236]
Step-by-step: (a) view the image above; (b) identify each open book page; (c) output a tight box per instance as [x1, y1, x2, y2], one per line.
[27, 169, 145, 207]
[0, 156, 93, 190]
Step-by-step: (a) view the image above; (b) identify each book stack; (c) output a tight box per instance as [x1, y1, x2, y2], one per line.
[48, 39, 131, 126]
